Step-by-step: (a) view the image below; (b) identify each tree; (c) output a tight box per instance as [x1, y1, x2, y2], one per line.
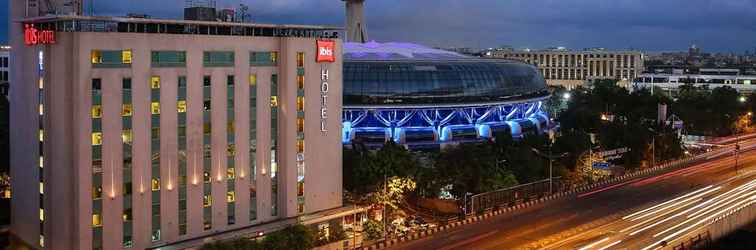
[343, 141, 420, 196]
[363, 219, 384, 240]
[369, 177, 416, 211]
[262, 224, 317, 250]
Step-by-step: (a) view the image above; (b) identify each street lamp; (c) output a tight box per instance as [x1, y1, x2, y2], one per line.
[739, 96, 747, 103]
[562, 92, 571, 100]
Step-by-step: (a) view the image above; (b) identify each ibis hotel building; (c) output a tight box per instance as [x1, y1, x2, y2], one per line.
[10, 5, 343, 250]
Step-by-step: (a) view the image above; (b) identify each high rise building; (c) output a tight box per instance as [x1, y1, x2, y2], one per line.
[10, 1, 346, 249]
[0, 46, 9, 98]
[489, 49, 644, 89]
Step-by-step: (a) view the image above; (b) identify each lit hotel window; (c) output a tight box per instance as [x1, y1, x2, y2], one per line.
[93, 186, 103, 199]
[297, 139, 305, 153]
[150, 76, 161, 89]
[122, 104, 133, 117]
[91, 105, 103, 118]
[39, 130, 44, 142]
[39, 104, 44, 115]
[297, 96, 305, 111]
[122, 130, 133, 143]
[151, 102, 161, 115]
[297, 52, 305, 68]
[91, 51, 102, 64]
[92, 214, 102, 227]
[249, 74, 257, 86]
[122, 50, 133, 64]
[177, 100, 187, 113]
[39, 182, 44, 194]
[40, 209, 44, 221]
[271, 52, 279, 64]
[227, 168, 235, 179]
[91, 132, 103, 145]
[270, 96, 278, 107]
[297, 75, 305, 90]
[297, 118, 304, 133]
[227, 191, 236, 203]
[151, 178, 160, 191]
[203, 195, 212, 207]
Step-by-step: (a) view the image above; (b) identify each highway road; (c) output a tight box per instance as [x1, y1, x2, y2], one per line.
[389, 138, 756, 250]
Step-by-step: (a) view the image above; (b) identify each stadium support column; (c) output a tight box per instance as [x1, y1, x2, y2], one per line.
[344, 0, 368, 43]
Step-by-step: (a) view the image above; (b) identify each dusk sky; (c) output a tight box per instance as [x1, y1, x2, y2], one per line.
[2, 0, 756, 52]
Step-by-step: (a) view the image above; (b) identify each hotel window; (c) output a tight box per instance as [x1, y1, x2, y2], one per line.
[122, 130, 133, 144]
[297, 52, 305, 68]
[271, 74, 279, 217]
[202, 75, 212, 229]
[203, 195, 212, 207]
[150, 75, 162, 241]
[297, 96, 305, 111]
[91, 50, 132, 68]
[177, 100, 187, 113]
[122, 104, 133, 117]
[297, 139, 305, 153]
[227, 191, 236, 203]
[178, 75, 188, 235]
[151, 51, 186, 67]
[297, 118, 305, 133]
[92, 214, 103, 227]
[203, 51, 235, 67]
[122, 50, 133, 64]
[151, 178, 160, 191]
[92, 132, 103, 145]
[250, 51, 278, 66]
[39, 209, 44, 221]
[227, 74, 236, 225]
[249, 74, 258, 221]
[297, 75, 305, 90]
[91, 105, 103, 118]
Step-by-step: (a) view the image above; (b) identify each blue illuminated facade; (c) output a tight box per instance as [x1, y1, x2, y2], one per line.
[342, 42, 551, 147]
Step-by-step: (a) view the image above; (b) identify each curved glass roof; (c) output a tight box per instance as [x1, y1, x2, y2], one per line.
[343, 42, 548, 106]
[344, 41, 468, 61]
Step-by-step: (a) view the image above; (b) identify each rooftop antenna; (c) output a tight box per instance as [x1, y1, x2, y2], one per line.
[343, 0, 368, 43]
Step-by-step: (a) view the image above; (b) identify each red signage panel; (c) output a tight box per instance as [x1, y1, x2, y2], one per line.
[25, 24, 56, 46]
[316, 40, 335, 63]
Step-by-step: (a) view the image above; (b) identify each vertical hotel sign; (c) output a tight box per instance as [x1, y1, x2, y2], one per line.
[316, 40, 335, 134]
[24, 24, 56, 46]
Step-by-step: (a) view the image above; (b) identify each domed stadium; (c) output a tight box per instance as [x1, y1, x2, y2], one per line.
[342, 41, 552, 148]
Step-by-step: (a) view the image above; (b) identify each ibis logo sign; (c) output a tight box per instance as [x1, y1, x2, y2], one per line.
[24, 24, 56, 46]
[316, 40, 335, 63]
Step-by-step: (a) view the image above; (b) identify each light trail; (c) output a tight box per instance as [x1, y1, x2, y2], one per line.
[576, 237, 609, 250]
[621, 185, 713, 221]
[647, 196, 755, 249]
[653, 189, 756, 238]
[596, 240, 622, 250]
[628, 186, 720, 222]
[622, 187, 722, 235]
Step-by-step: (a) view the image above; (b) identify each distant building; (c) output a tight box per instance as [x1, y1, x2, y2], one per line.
[633, 69, 756, 95]
[0, 46, 9, 98]
[489, 49, 644, 89]
[184, 0, 217, 21]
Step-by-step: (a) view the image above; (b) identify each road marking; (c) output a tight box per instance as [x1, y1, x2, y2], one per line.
[437, 230, 499, 250]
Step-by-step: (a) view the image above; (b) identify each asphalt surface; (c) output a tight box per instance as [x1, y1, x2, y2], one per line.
[389, 140, 756, 250]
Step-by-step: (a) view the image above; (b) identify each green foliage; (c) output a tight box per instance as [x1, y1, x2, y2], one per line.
[435, 140, 521, 198]
[200, 224, 316, 250]
[558, 81, 686, 169]
[363, 219, 384, 240]
[675, 84, 744, 136]
[369, 177, 416, 210]
[343, 141, 420, 195]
